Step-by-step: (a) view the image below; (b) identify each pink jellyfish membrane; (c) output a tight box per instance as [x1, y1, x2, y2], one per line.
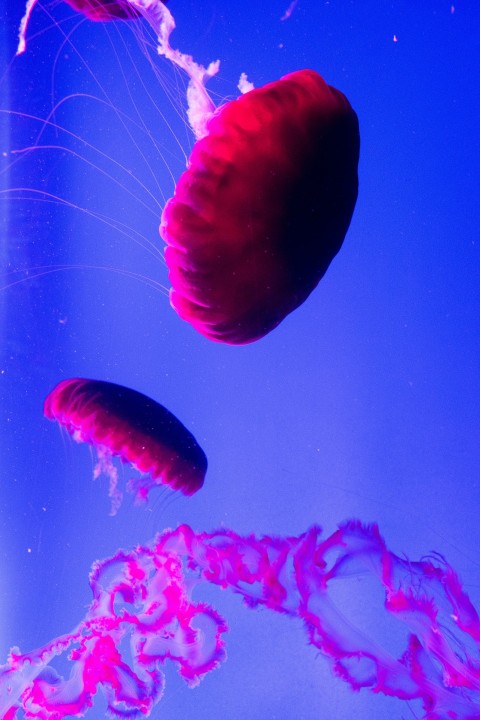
[1, 520, 480, 719]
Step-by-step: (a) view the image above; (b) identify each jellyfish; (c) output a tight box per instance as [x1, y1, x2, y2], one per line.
[44, 378, 207, 513]
[136, 1, 360, 344]
[1, 520, 480, 719]
[120, 3, 360, 345]
[161, 70, 360, 344]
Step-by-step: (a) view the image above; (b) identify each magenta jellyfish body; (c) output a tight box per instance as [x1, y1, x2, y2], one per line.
[44, 378, 207, 511]
[160, 69, 360, 344]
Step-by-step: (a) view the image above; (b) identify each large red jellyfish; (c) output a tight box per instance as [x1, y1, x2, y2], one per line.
[2, 520, 480, 719]
[134, 0, 359, 344]
[132, 2, 360, 344]
[161, 69, 360, 344]
[44, 378, 207, 513]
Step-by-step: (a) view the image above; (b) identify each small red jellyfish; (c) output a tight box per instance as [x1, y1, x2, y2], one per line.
[44, 378, 207, 513]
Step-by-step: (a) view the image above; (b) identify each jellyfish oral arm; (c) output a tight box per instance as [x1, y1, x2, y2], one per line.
[16, 0, 39, 55]
[2, 521, 480, 719]
[125, 0, 220, 139]
[0, 626, 81, 718]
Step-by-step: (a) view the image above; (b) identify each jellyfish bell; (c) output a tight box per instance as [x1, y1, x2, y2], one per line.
[44, 378, 207, 514]
[63, 0, 141, 21]
[161, 69, 360, 344]
[16, 0, 165, 53]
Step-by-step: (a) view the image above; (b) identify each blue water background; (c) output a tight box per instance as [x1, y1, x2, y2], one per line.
[1, 2, 479, 718]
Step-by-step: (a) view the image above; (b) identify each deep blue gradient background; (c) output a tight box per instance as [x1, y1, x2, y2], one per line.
[1, 2, 479, 718]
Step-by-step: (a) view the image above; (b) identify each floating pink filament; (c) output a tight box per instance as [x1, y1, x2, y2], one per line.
[44, 378, 207, 513]
[1, 521, 479, 718]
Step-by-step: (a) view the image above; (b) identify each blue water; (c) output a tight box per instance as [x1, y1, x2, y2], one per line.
[1, 2, 479, 718]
